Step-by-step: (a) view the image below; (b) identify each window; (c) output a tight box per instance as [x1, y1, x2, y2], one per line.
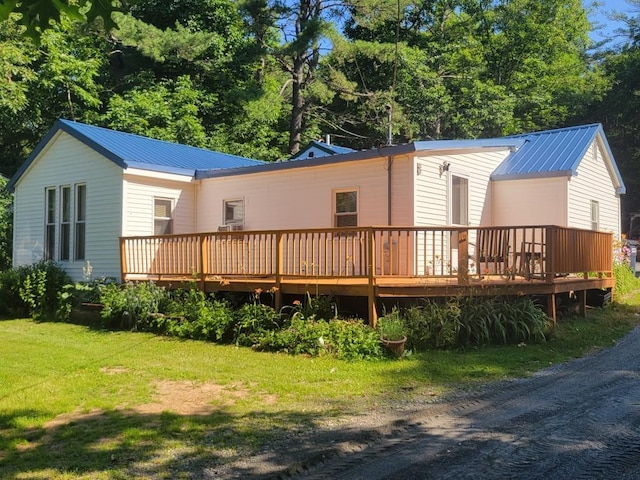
[334, 190, 358, 227]
[224, 199, 244, 226]
[591, 200, 600, 231]
[45, 188, 56, 260]
[451, 175, 468, 225]
[60, 186, 71, 260]
[75, 184, 86, 260]
[154, 198, 173, 235]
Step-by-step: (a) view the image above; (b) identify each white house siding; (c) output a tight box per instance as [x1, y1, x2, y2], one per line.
[197, 156, 413, 276]
[197, 156, 413, 231]
[413, 150, 509, 274]
[567, 140, 621, 237]
[122, 171, 195, 237]
[12, 131, 123, 280]
[491, 177, 568, 227]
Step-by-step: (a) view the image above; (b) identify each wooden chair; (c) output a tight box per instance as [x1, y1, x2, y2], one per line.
[476, 228, 511, 276]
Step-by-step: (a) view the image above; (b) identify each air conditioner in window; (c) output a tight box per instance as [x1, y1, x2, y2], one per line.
[231, 224, 244, 231]
[217, 225, 231, 232]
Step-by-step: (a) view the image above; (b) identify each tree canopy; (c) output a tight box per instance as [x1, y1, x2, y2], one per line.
[0, 0, 639, 226]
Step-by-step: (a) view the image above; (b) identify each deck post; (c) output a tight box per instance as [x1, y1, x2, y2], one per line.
[546, 293, 557, 324]
[457, 229, 469, 285]
[545, 226, 556, 283]
[275, 232, 283, 310]
[119, 237, 127, 283]
[199, 234, 207, 291]
[367, 228, 378, 327]
[577, 289, 587, 317]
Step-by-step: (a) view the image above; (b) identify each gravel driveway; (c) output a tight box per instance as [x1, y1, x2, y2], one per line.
[220, 326, 640, 479]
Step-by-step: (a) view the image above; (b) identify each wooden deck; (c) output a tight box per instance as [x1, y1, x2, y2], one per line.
[120, 225, 615, 324]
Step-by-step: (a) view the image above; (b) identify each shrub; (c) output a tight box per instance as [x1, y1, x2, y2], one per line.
[325, 319, 382, 360]
[99, 281, 170, 330]
[0, 267, 27, 317]
[234, 301, 282, 346]
[403, 301, 462, 350]
[162, 287, 234, 341]
[254, 317, 330, 355]
[614, 262, 640, 296]
[12, 261, 71, 320]
[253, 317, 383, 360]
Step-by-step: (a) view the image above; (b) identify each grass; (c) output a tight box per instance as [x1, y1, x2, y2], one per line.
[2, 293, 640, 478]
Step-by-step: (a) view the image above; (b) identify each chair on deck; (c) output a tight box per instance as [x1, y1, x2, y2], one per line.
[476, 228, 511, 277]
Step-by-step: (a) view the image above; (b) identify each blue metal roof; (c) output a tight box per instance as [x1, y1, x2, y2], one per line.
[490, 123, 625, 194]
[8, 119, 264, 189]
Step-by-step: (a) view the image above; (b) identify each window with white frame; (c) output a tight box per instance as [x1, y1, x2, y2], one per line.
[224, 199, 244, 226]
[451, 174, 469, 225]
[154, 198, 173, 235]
[75, 184, 86, 260]
[334, 190, 358, 227]
[591, 200, 600, 230]
[43, 184, 87, 262]
[45, 187, 56, 260]
[60, 186, 71, 261]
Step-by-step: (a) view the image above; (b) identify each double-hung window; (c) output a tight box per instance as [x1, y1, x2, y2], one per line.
[75, 184, 86, 260]
[334, 190, 358, 227]
[154, 198, 173, 235]
[224, 199, 244, 226]
[591, 200, 600, 231]
[45, 188, 56, 260]
[44, 184, 87, 261]
[450, 174, 469, 225]
[60, 186, 71, 261]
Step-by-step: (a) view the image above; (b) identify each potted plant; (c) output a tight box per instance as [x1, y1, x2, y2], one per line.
[377, 309, 407, 357]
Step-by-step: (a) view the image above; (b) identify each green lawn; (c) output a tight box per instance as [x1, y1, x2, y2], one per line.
[2, 297, 640, 479]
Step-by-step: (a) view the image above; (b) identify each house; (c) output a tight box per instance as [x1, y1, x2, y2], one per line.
[8, 121, 624, 293]
[7, 120, 264, 280]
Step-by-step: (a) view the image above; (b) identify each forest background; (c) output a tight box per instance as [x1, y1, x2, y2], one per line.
[0, 0, 639, 271]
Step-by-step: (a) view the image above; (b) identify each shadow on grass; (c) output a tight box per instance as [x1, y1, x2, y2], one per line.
[0, 406, 346, 479]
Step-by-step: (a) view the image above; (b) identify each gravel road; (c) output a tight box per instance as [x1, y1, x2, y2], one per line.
[220, 326, 640, 479]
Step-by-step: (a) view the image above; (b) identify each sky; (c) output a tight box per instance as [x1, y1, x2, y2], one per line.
[585, 0, 638, 44]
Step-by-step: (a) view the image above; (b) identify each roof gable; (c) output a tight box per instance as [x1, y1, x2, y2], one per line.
[8, 119, 264, 190]
[490, 124, 625, 193]
[289, 140, 356, 160]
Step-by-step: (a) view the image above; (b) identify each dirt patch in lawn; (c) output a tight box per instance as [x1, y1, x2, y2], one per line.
[131, 380, 259, 415]
[39, 379, 274, 433]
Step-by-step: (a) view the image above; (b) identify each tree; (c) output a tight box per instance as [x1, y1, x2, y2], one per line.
[581, 2, 640, 225]
[0, 175, 12, 270]
[321, 0, 602, 147]
[0, 0, 120, 38]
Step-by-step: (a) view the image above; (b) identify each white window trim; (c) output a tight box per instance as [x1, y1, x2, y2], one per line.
[74, 184, 87, 261]
[591, 200, 600, 231]
[448, 171, 469, 226]
[223, 198, 245, 226]
[45, 187, 57, 261]
[154, 197, 174, 235]
[59, 185, 71, 261]
[333, 188, 359, 227]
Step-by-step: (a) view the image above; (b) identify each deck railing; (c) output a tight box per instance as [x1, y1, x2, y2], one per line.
[120, 225, 613, 284]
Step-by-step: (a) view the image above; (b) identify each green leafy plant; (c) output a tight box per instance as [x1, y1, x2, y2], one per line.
[234, 290, 282, 346]
[99, 281, 170, 330]
[283, 292, 337, 321]
[12, 260, 72, 321]
[614, 262, 640, 296]
[325, 319, 382, 360]
[377, 308, 406, 341]
[163, 287, 234, 341]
